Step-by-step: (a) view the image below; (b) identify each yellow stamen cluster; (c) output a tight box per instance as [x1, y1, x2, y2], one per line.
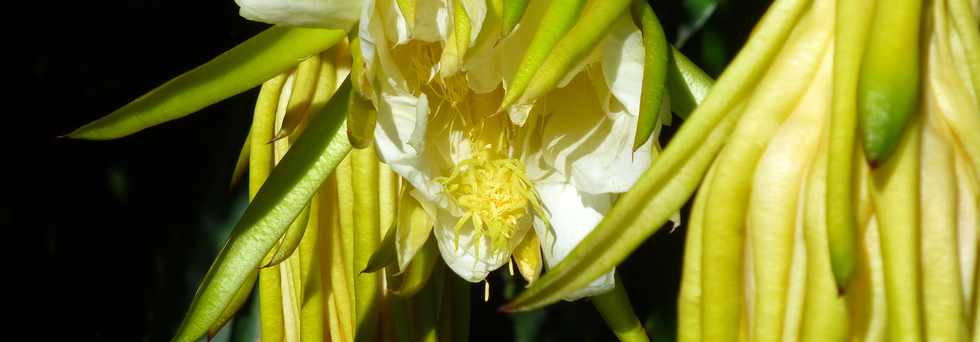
[396, 40, 548, 259]
[436, 144, 543, 258]
[397, 41, 469, 109]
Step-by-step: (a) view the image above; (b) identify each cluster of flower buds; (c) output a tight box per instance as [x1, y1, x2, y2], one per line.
[499, 0, 980, 340]
[675, 0, 980, 340]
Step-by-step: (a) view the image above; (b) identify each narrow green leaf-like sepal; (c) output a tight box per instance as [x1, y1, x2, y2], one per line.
[501, 0, 810, 311]
[68, 26, 346, 140]
[206, 270, 258, 338]
[362, 223, 398, 274]
[259, 203, 311, 267]
[857, 0, 922, 164]
[229, 131, 251, 190]
[665, 48, 713, 119]
[631, 0, 669, 150]
[517, 0, 632, 104]
[826, 0, 874, 292]
[171, 79, 352, 342]
[499, 0, 586, 111]
[347, 92, 378, 149]
[391, 237, 439, 297]
[502, 0, 530, 36]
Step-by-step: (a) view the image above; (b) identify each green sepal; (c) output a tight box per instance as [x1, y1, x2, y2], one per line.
[362, 222, 398, 274]
[857, 0, 923, 165]
[68, 26, 346, 140]
[206, 269, 258, 339]
[666, 48, 713, 119]
[499, 0, 587, 111]
[391, 236, 440, 297]
[229, 131, 251, 191]
[675, 0, 718, 47]
[631, 0, 669, 150]
[826, 0, 874, 292]
[500, 0, 810, 311]
[502, 0, 530, 36]
[347, 92, 378, 149]
[171, 79, 352, 342]
[259, 202, 311, 267]
[516, 0, 632, 104]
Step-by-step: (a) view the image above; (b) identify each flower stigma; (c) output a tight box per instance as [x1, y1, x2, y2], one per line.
[390, 37, 551, 263]
[391, 41, 550, 262]
[437, 142, 544, 259]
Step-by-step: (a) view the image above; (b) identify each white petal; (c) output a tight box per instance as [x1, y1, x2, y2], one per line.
[532, 177, 615, 300]
[437, 0, 488, 77]
[358, 0, 377, 71]
[463, 31, 504, 94]
[601, 15, 645, 117]
[520, 115, 558, 182]
[466, 53, 503, 94]
[424, 104, 476, 167]
[429, 201, 532, 282]
[395, 189, 436, 271]
[459, 0, 502, 94]
[414, 0, 450, 42]
[375, 13, 412, 91]
[438, 32, 465, 77]
[557, 47, 602, 90]
[542, 75, 653, 194]
[585, 64, 620, 120]
[332, 42, 354, 91]
[373, 89, 445, 204]
[379, 0, 412, 45]
[236, 0, 361, 29]
[507, 103, 532, 126]
[408, 94, 429, 152]
[459, 0, 486, 44]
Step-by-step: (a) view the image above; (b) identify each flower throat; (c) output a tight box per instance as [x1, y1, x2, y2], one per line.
[437, 143, 546, 258]
[398, 41, 547, 257]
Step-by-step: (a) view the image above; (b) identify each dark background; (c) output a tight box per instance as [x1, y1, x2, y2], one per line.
[25, 0, 771, 340]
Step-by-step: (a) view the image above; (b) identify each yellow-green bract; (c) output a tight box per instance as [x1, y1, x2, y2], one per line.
[857, 0, 922, 165]
[501, 0, 811, 313]
[499, 0, 586, 111]
[172, 80, 353, 342]
[68, 27, 345, 140]
[631, 0, 669, 150]
[826, 0, 874, 292]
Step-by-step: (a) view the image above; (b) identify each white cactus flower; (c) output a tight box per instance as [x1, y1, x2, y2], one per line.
[237, 0, 659, 300]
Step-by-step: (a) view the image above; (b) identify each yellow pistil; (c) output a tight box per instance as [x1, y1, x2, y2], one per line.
[436, 143, 547, 258]
[396, 40, 549, 261]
